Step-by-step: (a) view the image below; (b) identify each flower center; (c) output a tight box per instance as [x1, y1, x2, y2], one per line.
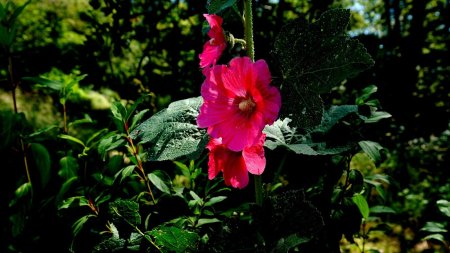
[238, 97, 256, 114]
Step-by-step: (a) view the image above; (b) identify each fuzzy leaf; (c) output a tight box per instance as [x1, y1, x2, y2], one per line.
[147, 226, 200, 253]
[131, 97, 208, 161]
[274, 9, 374, 129]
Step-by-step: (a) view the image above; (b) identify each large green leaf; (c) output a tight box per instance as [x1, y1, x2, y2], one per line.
[147, 226, 200, 253]
[264, 104, 359, 155]
[274, 9, 374, 129]
[131, 97, 208, 162]
[30, 143, 51, 188]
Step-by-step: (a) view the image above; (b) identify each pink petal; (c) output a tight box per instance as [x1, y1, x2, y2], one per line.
[221, 57, 254, 97]
[207, 138, 225, 180]
[222, 153, 249, 189]
[204, 14, 223, 33]
[210, 111, 265, 151]
[242, 134, 266, 175]
[199, 41, 226, 68]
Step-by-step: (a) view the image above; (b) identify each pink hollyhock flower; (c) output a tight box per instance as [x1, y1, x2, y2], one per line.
[199, 14, 227, 68]
[197, 57, 281, 151]
[207, 135, 266, 189]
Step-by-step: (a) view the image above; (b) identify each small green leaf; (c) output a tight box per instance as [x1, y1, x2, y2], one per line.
[22, 76, 63, 90]
[114, 165, 135, 183]
[59, 156, 79, 180]
[356, 85, 378, 105]
[148, 171, 171, 195]
[358, 141, 384, 163]
[422, 233, 446, 244]
[56, 176, 78, 202]
[25, 125, 59, 142]
[437, 199, 450, 217]
[14, 182, 31, 199]
[364, 111, 392, 123]
[59, 134, 86, 148]
[206, 0, 237, 14]
[98, 133, 126, 160]
[369, 205, 396, 214]
[352, 194, 370, 219]
[58, 196, 90, 210]
[274, 233, 311, 253]
[72, 214, 96, 237]
[420, 222, 448, 233]
[204, 196, 227, 207]
[196, 218, 221, 227]
[129, 109, 149, 131]
[173, 161, 190, 177]
[111, 101, 127, 122]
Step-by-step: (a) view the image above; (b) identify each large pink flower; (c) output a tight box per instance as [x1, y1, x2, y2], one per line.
[207, 135, 266, 189]
[197, 56, 281, 151]
[199, 14, 227, 68]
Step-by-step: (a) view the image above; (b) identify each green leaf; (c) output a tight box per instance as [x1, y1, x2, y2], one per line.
[72, 214, 96, 237]
[356, 85, 378, 105]
[358, 141, 384, 163]
[61, 74, 87, 102]
[148, 171, 171, 195]
[204, 196, 227, 207]
[264, 115, 354, 155]
[369, 205, 396, 214]
[129, 109, 149, 132]
[196, 218, 221, 227]
[274, 9, 374, 129]
[98, 133, 126, 160]
[274, 233, 311, 253]
[22, 76, 63, 90]
[420, 222, 447, 233]
[422, 233, 446, 244]
[114, 165, 135, 184]
[352, 194, 369, 219]
[173, 161, 190, 177]
[14, 182, 31, 199]
[30, 143, 51, 188]
[58, 196, 90, 210]
[59, 134, 86, 148]
[437, 199, 450, 217]
[56, 176, 78, 203]
[130, 97, 208, 161]
[109, 199, 141, 227]
[147, 226, 200, 253]
[206, 0, 237, 14]
[24, 125, 59, 142]
[111, 101, 127, 122]
[59, 156, 79, 180]
[125, 95, 148, 122]
[364, 111, 392, 123]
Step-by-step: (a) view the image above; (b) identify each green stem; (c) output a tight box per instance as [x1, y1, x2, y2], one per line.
[254, 175, 263, 206]
[243, 0, 255, 61]
[8, 54, 32, 193]
[244, 0, 262, 206]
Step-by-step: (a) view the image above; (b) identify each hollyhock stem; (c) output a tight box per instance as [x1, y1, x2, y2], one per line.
[243, 0, 254, 61]
[244, 0, 263, 206]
